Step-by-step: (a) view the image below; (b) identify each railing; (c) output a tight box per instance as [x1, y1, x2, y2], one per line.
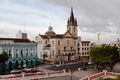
[79, 70, 120, 80]
[0, 70, 68, 80]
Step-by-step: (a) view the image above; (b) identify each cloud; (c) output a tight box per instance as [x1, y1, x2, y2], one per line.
[0, 22, 47, 40]
[41, 0, 120, 34]
[0, 0, 119, 43]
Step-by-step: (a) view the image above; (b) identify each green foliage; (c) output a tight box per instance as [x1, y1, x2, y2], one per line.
[90, 45, 119, 70]
[0, 51, 9, 63]
[117, 75, 120, 80]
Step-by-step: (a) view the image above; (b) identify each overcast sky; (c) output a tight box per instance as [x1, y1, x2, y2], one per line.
[0, 0, 120, 43]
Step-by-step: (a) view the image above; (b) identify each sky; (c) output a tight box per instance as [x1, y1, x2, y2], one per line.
[0, 0, 120, 44]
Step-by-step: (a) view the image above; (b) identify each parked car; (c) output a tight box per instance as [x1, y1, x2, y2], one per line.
[87, 61, 95, 68]
[10, 69, 21, 74]
[22, 68, 31, 72]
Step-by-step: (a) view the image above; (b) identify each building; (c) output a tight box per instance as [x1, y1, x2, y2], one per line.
[36, 7, 90, 63]
[110, 38, 120, 48]
[16, 30, 27, 39]
[0, 35, 37, 70]
[78, 41, 90, 61]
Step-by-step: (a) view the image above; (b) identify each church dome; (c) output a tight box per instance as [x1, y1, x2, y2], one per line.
[45, 26, 56, 36]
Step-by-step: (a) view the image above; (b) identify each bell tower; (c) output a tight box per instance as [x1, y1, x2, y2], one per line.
[67, 7, 78, 37]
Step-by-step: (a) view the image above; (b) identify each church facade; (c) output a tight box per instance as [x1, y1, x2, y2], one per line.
[36, 7, 90, 63]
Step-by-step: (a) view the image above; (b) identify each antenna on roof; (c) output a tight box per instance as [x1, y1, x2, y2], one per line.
[24, 21, 26, 33]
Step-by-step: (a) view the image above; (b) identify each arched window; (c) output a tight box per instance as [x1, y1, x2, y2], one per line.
[52, 50, 54, 58]
[30, 48, 33, 57]
[16, 53, 18, 57]
[64, 47, 66, 51]
[21, 49, 23, 57]
[46, 41, 47, 44]
[16, 49, 18, 58]
[26, 49, 28, 57]
[31, 53, 33, 57]
[52, 41, 54, 46]
[9, 49, 12, 58]
[67, 40, 69, 46]
[58, 41, 60, 46]
[58, 50, 60, 55]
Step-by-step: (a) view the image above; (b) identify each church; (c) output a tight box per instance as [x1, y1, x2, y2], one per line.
[36, 7, 90, 63]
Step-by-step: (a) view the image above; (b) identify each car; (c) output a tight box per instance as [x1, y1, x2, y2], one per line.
[22, 68, 31, 72]
[81, 65, 87, 70]
[87, 61, 95, 68]
[10, 69, 21, 74]
[36, 71, 42, 74]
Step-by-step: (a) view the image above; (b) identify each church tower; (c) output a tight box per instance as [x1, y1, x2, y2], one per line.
[67, 7, 78, 37]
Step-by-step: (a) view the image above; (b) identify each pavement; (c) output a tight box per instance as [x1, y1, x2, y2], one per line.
[32, 75, 79, 80]
[31, 68, 99, 80]
[34, 62, 100, 80]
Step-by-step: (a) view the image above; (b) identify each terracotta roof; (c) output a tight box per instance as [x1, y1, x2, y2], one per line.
[0, 38, 31, 43]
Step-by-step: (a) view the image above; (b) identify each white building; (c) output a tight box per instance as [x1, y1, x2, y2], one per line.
[16, 31, 27, 39]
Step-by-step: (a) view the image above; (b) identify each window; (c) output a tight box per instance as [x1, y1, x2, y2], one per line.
[82, 52, 84, 55]
[3, 49, 5, 52]
[52, 41, 54, 46]
[52, 50, 54, 58]
[74, 41, 76, 45]
[9, 49, 12, 57]
[45, 41, 47, 44]
[67, 40, 69, 46]
[21, 49, 23, 57]
[87, 43, 89, 46]
[58, 41, 60, 46]
[87, 52, 89, 55]
[41, 41, 42, 44]
[26, 49, 28, 57]
[78, 48, 80, 50]
[71, 47, 73, 50]
[64, 47, 66, 51]
[16, 49, 18, 57]
[58, 50, 60, 55]
[16, 53, 18, 57]
[74, 27, 75, 32]
[31, 53, 33, 57]
[78, 43, 80, 46]
[30, 48, 33, 57]
[82, 44, 84, 46]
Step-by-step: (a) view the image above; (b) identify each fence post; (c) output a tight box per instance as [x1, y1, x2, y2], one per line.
[103, 70, 107, 75]
[78, 68, 80, 71]
[63, 69, 66, 74]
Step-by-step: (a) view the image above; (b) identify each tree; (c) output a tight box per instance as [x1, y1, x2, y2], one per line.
[0, 51, 9, 74]
[90, 45, 119, 71]
[0, 51, 9, 63]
